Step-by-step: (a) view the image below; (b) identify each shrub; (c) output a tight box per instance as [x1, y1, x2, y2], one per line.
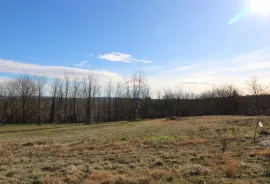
[221, 155, 238, 177]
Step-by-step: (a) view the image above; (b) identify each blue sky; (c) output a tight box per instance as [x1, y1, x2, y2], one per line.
[1, 0, 270, 94]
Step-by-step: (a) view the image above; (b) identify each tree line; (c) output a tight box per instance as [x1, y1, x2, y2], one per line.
[0, 72, 268, 124]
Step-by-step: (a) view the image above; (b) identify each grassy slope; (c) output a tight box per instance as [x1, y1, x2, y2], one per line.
[0, 116, 269, 184]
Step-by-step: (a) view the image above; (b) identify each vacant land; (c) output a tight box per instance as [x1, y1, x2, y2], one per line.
[0, 116, 269, 184]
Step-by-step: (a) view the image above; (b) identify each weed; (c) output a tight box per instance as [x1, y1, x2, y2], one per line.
[221, 154, 238, 178]
[220, 138, 228, 153]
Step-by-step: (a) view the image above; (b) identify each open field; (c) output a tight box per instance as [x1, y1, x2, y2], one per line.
[0, 116, 269, 184]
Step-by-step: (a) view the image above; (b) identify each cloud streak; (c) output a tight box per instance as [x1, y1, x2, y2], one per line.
[74, 60, 89, 68]
[0, 58, 123, 83]
[1, 49, 270, 96]
[171, 64, 196, 72]
[98, 52, 152, 63]
[228, 8, 250, 24]
[146, 48, 270, 94]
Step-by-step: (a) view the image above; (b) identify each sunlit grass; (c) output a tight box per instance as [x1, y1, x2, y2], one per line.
[0, 116, 269, 184]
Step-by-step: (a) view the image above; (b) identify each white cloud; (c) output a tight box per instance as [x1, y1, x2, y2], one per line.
[171, 64, 196, 72]
[74, 60, 89, 68]
[2, 49, 270, 97]
[0, 58, 123, 84]
[98, 52, 152, 63]
[0, 76, 12, 83]
[146, 49, 270, 95]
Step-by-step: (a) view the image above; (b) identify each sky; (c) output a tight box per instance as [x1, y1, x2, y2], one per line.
[1, 0, 270, 95]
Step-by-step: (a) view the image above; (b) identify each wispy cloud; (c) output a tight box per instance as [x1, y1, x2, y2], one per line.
[179, 81, 212, 85]
[146, 48, 270, 94]
[98, 52, 152, 63]
[0, 58, 123, 83]
[74, 60, 89, 68]
[200, 49, 270, 74]
[171, 64, 196, 72]
[0, 76, 12, 83]
[1, 49, 270, 96]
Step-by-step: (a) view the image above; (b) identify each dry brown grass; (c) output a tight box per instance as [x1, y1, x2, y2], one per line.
[181, 138, 214, 145]
[0, 116, 269, 184]
[220, 154, 239, 178]
[260, 149, 270, 157]
[41, 176, 63, 184]
[250, 149, 270, 157]
[86, 170, 152, 184]
[149, 169, 173, 181]
[86, 170, 115, 184]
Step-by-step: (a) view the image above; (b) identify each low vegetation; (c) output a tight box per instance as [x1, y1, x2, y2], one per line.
[0, 116, 269, 184]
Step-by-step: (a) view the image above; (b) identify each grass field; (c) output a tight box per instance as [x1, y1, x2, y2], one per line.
[0, 116, 269, 184]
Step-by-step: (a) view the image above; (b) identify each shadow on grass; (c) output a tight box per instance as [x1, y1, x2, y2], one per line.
[0, 126, 65, 134]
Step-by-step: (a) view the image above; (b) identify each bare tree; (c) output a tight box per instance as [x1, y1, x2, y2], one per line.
[105, 80, 113, 122]
[64, 73, 70, 122]
[71, 77, 80, 122]
[0, 81, 9, 123]
[34, 74, 47, 124]
[141, 84, 151, 118]
[156, 90, 162, 100]
[96, 85, 102, 122]
[6, 81, 19, 122]
[83, 73, 98, 124]
[57, 79, 65, 122]
[123, 78, 132, 120]
[162, 88, 177, 117]
[247, 76, 268, 115]
[13, 75, 37, 123]
[114, 81, 123, 121]
[50, 77, 60, 123]
[214, 84, 240, 115]
[247, 76, 268, 99]
[131, 71, 147, 120]
[215, 85, 240, 98]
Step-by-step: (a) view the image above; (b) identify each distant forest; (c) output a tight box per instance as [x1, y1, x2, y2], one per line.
[0, 72, 268, 124]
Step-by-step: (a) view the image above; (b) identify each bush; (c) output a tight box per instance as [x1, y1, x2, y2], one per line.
[221, 155, 238, 177]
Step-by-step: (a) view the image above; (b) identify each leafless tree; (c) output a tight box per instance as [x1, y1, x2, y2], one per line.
[156, 90, 162, 100]
[50, 77, 60, 123]
[34, 74, 47, 124]
[162, 88, 182, 116]
[5, 70, 270, 124]
[6, 81, 19, 122]
[83, 73, 98, 124]
[247, 76, 268, 99]
[214, 84, 240, 115]
[131, 71, 147, 120]
[105, 80, 113, 122]
[96, 84, 102, 122]
[123, 78, 132, 120]
[215, 85, 240, 98]
[13, 75, 37, 123]
[247, 76, 268, 115]
[141, 83, 151, 118]
[64, 73, 70, 122]
[71, 77, 80, 122]
[114, 81, 123, 121]
[0, 81, 9, 122]
[57, 79, 65, 122]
